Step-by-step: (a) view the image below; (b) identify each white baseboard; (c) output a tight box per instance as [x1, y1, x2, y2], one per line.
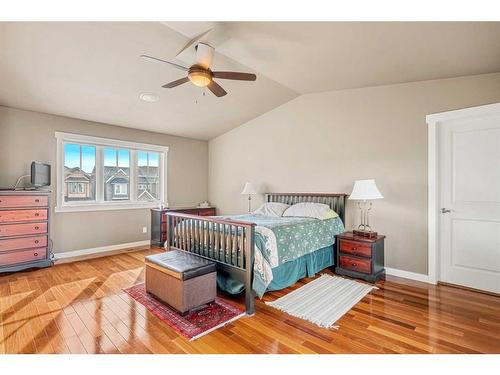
[54, 240, 151, 263]
[385, 267, 433, 284]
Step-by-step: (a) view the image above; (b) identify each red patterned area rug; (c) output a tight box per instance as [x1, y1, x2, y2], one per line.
[124, 283, 245, 341]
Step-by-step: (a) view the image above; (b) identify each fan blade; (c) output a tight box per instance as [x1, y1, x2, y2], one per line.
[212, 71, 257, 81]
[140, 55, 188, 71]
[162, 77, 189, 88]
[207, 80, 227, 97]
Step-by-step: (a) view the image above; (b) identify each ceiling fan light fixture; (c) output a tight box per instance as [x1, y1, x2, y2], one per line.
[188, 67, 212, 87]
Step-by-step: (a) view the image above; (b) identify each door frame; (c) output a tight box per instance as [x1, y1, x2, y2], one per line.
[426, 102, 500, 285]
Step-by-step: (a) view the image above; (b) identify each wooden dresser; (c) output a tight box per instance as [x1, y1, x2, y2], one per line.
[151, 207, 216, 247]
[335, 231, 385, 282]
[0, 190, 53, 273]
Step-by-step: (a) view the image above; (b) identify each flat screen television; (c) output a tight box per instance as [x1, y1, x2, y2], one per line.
[31, 162, 51, 187]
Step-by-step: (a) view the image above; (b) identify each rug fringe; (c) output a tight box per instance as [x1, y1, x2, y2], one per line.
[189, 312, 246, 341]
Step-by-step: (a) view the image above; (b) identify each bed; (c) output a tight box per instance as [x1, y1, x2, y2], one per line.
[164, 193, 347, 315]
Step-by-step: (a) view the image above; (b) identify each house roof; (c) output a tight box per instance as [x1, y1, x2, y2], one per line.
[137, 189, 155, 201]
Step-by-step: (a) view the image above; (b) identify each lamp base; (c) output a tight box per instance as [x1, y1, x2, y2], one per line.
[353, 229, 378, 239]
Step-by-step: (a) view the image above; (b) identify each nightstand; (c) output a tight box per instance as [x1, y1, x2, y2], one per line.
[151, 207, 216, 247]
[335, 231, 385, 282]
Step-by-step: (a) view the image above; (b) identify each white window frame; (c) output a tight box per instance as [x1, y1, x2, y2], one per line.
[55, 132, 168, 212]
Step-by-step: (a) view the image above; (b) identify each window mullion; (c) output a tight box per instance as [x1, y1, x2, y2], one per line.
[95, 146, 103, 203]
[130, 150, 137, 202]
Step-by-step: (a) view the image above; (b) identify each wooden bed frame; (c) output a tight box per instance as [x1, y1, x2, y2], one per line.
[164, 193, 347, 315]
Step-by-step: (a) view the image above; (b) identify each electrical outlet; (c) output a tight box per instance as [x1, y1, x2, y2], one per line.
[142, 226, 147, 234]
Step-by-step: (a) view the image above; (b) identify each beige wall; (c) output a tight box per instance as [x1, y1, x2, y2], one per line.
[208, 73, 500, 275]
[0, 106, 208, 253]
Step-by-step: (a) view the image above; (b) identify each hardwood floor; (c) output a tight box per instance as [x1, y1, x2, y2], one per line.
[1, 247, 499, 354]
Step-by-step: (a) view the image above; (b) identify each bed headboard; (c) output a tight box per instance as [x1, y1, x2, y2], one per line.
[265, 193, 348, 223]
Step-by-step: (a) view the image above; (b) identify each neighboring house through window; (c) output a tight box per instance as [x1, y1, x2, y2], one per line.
[56, 132, 167, 212]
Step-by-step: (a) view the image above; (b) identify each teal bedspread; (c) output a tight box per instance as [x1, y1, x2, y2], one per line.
[216, 214, 345, 297]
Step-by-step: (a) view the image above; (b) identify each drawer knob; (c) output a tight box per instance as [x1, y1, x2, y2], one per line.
[35, 240, 39, 244]
[34, 252, 38, 256]
[35, 199, 40, 202]
[353, 247, 357, 251]
[35, 226, 39, 230]
[35, 213, 39, 217]
[351, 262, 357, 267]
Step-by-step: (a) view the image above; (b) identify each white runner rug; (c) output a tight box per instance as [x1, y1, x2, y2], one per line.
[266, 274, 377, 329]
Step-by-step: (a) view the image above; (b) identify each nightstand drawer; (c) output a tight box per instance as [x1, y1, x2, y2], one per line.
[339, 240, 372, 258]
[339, 255, 371, 274]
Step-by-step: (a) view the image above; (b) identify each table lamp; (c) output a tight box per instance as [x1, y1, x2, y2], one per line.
[348, 179, 383, 238]
[241, 182, 257, 213]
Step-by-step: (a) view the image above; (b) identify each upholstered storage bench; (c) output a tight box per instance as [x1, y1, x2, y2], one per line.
[145, 250, 216, 314]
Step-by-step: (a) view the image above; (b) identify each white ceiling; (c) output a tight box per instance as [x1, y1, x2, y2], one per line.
[0, 22, 297, 140]
[169, 22, 500, 94]
[1, 22, 499, 140]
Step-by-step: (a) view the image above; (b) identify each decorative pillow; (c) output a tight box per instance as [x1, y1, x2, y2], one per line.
[282, 202, 339, 220]
[253, 202, 290, 217]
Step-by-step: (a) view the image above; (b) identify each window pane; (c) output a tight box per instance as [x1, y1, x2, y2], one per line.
[137, 151, 160, 201]
[103, 148, 130, 201]
[137, 151, 147, 166]
[104, 148, 116, 166]
[149, 153, 159, 167]
[63, 143, 96, 202]
[118, 149, 130, 167]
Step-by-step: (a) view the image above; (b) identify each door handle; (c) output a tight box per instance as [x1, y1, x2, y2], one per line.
[441, 208, 451, 213]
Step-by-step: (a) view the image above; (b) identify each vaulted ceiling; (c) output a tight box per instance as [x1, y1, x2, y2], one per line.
[1, 22, 499, 140]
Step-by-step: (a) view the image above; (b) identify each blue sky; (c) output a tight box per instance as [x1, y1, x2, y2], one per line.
[104, 148, 129, 167]
[64, 144, 95, 173]
[138, 151, 159, 167]
[64, 144, 158, 172]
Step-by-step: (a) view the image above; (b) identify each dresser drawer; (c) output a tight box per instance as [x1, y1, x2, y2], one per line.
[339, 255, 372, 274]
[198, 208, 216, 216]
[0, 247, 47, 266]
[0, 209, 48, 223]
[0, 235, 48, 253]
[0, 222, 48, 237]
[339, 240, 372, 258]
[0, 195, 48, 208]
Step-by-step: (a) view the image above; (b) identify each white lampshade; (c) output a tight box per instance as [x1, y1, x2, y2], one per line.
[241, 182, 257, 195]
[348, 179, 383, 200]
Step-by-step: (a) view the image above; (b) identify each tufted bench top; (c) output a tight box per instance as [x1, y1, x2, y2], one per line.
[145, 250, 216, 281]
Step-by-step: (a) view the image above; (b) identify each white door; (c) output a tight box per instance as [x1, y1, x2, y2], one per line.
[439, 110, 500, 294]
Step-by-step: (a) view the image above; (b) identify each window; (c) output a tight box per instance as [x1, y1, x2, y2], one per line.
[104, 148, 130, 201]
[63, 143, 95, 202]
[56, 132, 168, 212]
[137, 151, 160, 201]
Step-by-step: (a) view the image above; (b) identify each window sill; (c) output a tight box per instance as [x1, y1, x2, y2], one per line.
[55, 202, 159, 213]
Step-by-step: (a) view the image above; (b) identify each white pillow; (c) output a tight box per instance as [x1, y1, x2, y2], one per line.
[253, 202, 290, 217]
[282, 202, 338, 220]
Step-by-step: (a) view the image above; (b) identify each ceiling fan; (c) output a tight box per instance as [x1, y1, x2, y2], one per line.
[140, 43, 257, 97]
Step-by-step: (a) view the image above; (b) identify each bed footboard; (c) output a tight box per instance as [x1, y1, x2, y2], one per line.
[164, 212, 256, 315]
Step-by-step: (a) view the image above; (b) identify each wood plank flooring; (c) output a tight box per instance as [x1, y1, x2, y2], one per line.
[1, 247, 499, 354]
